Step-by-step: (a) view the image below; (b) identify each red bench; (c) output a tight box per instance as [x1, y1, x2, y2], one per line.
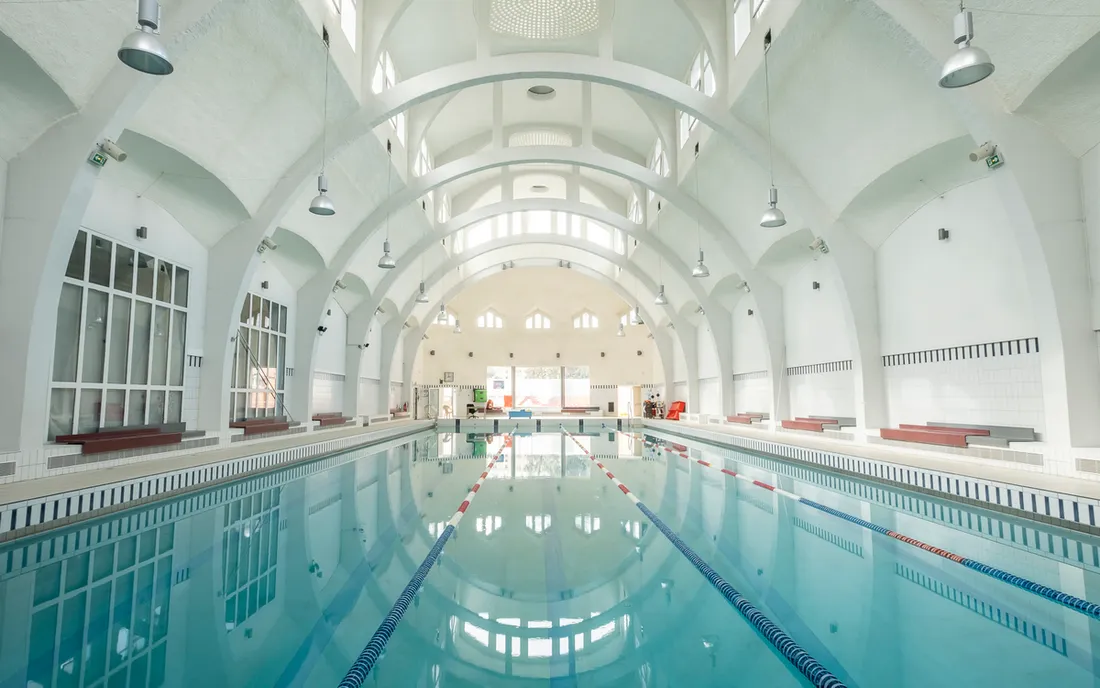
[231, 418, 291, 435]
[899, 424, 990, 436]
[781, 419, 831, 432]
[880, 428, 970, 447]
[57, 427, 183, 454]
[727, 415, 754, 424]
[313, 413, 350, 427]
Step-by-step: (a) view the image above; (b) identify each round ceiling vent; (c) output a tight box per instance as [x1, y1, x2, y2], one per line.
[489, 0, 601, 40]
[527, 84, 556, 100]
[530, 184, 550, 193]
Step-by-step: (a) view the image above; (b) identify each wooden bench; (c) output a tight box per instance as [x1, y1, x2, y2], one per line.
[899, 424, 990, 436]
[806, 415, 856, 427]
[727, 415, 754, 424]
[313, 413, 351, 427]
[880, 427, 971, 448]
[57, 426, 183, 454]
[781, 419, 832, 432]
[230, 417, 291, 435]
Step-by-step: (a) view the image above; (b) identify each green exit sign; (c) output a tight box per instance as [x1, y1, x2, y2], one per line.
[986, 153, 1004, 169]
[88, 151, 107, 168]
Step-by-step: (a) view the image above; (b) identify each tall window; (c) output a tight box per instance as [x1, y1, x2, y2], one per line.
[22, 522, 177, 688]
[223, 488, 280, 632]
[477, 310, 503, 329]
[627, 192, 643, 223]
[372, 51, 405, 144]
[330, 0, 357, 47]
[572, 311, 599, 329]
[413, 139, 433, 177]
[230, 294, 287, 421]
[525, 312, 551, 330]
[733, 0, 752, 55]
[679, 51, 715, 147]
[648, 139, 669, 202]
[437, 194, 451, 223]
[50, 230, 190, 439]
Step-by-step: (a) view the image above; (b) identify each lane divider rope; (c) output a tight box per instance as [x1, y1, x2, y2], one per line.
[564, 425, 846, 688]
[611, 425, 1100, 622]
[338, 427, 517, 688]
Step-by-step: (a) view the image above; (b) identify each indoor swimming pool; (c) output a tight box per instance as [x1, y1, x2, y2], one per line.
[2, 429, 1100, 687]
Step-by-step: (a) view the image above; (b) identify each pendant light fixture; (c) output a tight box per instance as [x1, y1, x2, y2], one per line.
[616, 323, 626, 337]
[118, 0, 173, 76]
[691, 152, 710, 278]
[416, 281, 429, 304]
[377, 141, 397, 268]
[309, 34, 336, 216]
[939, 3, 995, 89]
[654, 202, 669, 305]
[759, 38, 786, 228]
[438, 302, 446, 323]
[453, 319, 462, 334]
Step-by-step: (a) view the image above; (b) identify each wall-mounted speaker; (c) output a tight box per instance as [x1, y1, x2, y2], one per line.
[938, 227, 950, 241]
[600, 352, 606, 357]
[326, 309, 331, 316]
[509, 353, 514, 358]
[468, 352, 474, 358]
[261, 280, 269, 290]
[747, 309, 754, 316]
[812, 281, 820, 290]
[429, 350, 436, 356]
[556, 353, 560, 358]
[136, 226, 148, 239]
[636, 350, 643, 356]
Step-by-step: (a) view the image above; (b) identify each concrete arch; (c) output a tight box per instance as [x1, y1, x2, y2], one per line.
[868, 0, 1100, 450]
[343, 198, 733, 415]
[0, 0, 233, 452]
[391, 251, 685, 415]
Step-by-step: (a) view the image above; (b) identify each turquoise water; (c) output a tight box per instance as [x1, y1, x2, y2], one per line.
[2, 430, 1100, 687]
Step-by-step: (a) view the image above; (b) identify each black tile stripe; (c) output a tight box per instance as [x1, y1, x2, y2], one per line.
[785, 360, 853, 376]
[882, 337, 1039, 367]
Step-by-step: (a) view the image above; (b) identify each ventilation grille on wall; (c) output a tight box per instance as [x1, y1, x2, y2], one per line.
[487, 0, 601, 39]
[187, 355, 203, 368]
[508, 129, 573, 147]
[732, 370, 768, 381]
[313, 372, 346, 382]
[590, 384, 618, 389]
[786, 360, 852, 376]
[416, 383, 479, 390]
[882, 337, 1038, 368]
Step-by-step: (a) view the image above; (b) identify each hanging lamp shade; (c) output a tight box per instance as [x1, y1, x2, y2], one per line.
[453, 319, 462, 334]
[309, 173, 335, 216]
[760, 186, 787, 228]
[654, 285, 668, 306]
[692, 249, 710, 278]
[416, 281, 429, 303]
[616, 323, 626, 337]
[118, 0, 173, 75]
[939, 10, 994, 88]
[378, 240, 396, 269]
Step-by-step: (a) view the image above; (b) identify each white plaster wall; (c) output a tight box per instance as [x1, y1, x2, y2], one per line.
[1081, 146, 1100, 329]
[673, 382, 688, 404]
[789, 371, 856, 419]
[733, 376, 770, 414]
[311, 298, 347, 414]
[783, 259, 851, 366]
[699, 378, 720, 414]
[731, 294, 767, 374]
[877, 178, 1037, 352]
[878, 178, 1043, 430]
[82, 181, 209, 428]
[696, 323, 719, 379]
[0, 160, 6, 266]
[358, 377, 381, 416]
[591, 385, 616, 413]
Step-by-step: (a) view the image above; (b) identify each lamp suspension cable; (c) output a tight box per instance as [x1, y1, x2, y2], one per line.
[692, 148, 710, 278]
[378, 141, 397, 268]
[308, 35, 336, 216]
[760, 37, 787, 228]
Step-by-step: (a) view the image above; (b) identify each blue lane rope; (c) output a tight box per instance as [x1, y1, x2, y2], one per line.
[634, 501, 847, 688]
[338, 524, 455, 688]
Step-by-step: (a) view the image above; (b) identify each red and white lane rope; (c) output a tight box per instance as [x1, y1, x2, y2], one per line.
[610, 425, 1100, 622]
[561, 425, 847, 688]
[339, 429, 516, 688]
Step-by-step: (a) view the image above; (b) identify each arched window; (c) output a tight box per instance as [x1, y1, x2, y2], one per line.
[627, 192, 643, 223]
[330, 0, 357, 47]
[525, 312, 551, 330]
[437, 194, 450, 223]
[477, 310, 503, 329]
[573, 311, 599, 329]
[372, 52, 405, 144]
[679, 51, 716, 147]
[414, 139, 433, 177]
[648, 139, 669, 201]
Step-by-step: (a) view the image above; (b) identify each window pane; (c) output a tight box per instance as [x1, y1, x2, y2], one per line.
[149, 390, 166, 425]
[174, 267, 189, 307]
[131, 301, 152, 384]
[136, 254, 155, 298]
[128, 390, 147, 426]
[234, 392, 246, 421]
[155, 260, 173, 302]
[280, 305, 288, 334]
[151, 306, 170, 385]
[170, 311, 186, 386]
[77, 388, 102, 433]
[168, 390, 182, 423]
[82, 289, 109, 383]
[114, 245, 134, 293]
[88, 236, 112, 287]
[53, 283, 83, 382]
[104, 389, 126, 428]
[240, 297, 249, 324]
[66, 230, 87, 280]
[277, 336, 286, 389]
[250, 295, 262, 327]
[235, 331, 248, 388]
[49, 388, 76, 440]
[108, 296, 131, 384]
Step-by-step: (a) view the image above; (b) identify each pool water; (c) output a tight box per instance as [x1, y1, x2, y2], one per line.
[2, 429, 1100, 687]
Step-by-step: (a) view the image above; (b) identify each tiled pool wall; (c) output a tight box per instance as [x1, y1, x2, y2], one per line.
[0, 421, 432, 541]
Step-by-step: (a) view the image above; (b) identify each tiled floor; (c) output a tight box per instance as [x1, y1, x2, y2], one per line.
[656, 420, 1100, 500]
[0, 420, 426, 506]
